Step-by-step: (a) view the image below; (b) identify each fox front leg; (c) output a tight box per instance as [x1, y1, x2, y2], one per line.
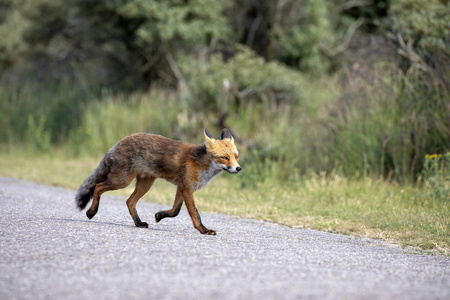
[180, 188, 216, 235]
[155, 187, 183, 223]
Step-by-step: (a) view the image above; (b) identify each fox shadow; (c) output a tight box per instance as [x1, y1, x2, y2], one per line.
[43, 216, 171, 232]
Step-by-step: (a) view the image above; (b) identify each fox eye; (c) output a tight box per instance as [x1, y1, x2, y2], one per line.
[220, 156, 229, 160]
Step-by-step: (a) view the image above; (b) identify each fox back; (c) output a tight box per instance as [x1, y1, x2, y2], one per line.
[108, 130, 240, 190]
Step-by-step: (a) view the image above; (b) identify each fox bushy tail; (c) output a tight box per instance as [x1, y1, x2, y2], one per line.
[75, 153, 112, 210]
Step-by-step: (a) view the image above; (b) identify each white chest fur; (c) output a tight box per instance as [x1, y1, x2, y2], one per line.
[193, 162, 222, 191]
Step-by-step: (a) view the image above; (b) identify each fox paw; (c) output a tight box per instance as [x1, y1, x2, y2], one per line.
[86, 209, 96, 220]
[136, 222, 149, 228]
[202, 229, 216, 235]
[155, 212, 163, 223]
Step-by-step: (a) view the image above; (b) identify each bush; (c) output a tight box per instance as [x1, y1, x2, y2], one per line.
[179, 46, 306, 113]
[67, 91, 185, 156]
[26, 115, 51, 153]
[0, 81, 100, 145]
[422, 153, 450, 202]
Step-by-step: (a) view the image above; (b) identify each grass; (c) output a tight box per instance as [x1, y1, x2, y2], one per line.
[1, 149, 448, 254]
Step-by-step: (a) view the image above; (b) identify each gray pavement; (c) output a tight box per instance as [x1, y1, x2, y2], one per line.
[0, 176, 449, 300]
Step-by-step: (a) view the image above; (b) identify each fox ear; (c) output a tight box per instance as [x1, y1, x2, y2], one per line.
[221, 128, 234, 143]
[204, 128, 215, 143]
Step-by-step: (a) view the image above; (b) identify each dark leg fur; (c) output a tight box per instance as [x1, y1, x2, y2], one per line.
[180, 188, 216, 235]
[155, 187, 183, 223]
[86, 174, 135, 220]
[86, 182, 110, 219]
[126, 176, 155, 228]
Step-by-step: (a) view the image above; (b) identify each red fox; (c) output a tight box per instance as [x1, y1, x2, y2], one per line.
[75, 128, 241, 235]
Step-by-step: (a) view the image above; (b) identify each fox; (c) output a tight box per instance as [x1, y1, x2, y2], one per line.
[75, 128, 241, 235]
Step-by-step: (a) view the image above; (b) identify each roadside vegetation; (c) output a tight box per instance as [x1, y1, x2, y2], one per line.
[0, 0, 448, 252]
[0, 149, 448, 252]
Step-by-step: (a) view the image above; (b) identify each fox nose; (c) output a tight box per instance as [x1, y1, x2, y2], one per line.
[236, 166, 242, 172]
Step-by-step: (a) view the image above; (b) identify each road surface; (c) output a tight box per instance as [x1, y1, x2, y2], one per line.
[0, 177, 448, 299]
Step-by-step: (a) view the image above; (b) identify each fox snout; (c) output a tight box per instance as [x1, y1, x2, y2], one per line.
[222, 165, 242, 174]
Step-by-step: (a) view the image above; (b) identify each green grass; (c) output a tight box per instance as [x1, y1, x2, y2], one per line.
[1, 149, 448, 254]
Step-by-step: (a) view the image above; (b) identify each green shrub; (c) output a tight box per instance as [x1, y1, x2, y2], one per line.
[179, 46, 306, 113]
[422, 153, 450, 202]
[388, 0, 450, 55]
[0, 81, 101, 146]
[26, 114, 51, 153]
[67, 91, 185, 156]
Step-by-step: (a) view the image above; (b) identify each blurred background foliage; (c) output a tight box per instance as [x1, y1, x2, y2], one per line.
[0, 0, 449, 184]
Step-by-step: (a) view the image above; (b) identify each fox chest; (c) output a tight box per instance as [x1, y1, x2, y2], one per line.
[192, 163, 222, 191]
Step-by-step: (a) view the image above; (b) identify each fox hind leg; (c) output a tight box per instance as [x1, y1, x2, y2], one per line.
[86, 174, 135, 220]
[126, 176, 156, 228]
[155, 187, 183, 223]
[86, 182, 112, 219]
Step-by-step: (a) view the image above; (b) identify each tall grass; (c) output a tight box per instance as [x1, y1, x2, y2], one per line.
[0, 81, 102, 149]
[1, 59, 448, 182]
[232, 66, 449, 184]
[67, 92, 178, 155]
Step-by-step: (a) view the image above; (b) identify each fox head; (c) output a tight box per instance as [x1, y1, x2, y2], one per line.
[204, 128, 241, 174]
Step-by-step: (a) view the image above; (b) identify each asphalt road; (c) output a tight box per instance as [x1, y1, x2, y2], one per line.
[0, 176, 449, 300]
